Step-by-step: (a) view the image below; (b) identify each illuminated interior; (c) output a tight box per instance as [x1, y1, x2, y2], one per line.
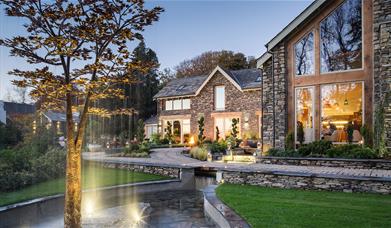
[214, 117, 239, 139]
[296, 87, 314, 143]
[321, 82, 363, 143]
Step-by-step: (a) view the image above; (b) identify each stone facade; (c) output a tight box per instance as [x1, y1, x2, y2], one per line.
[261, 43, 288, 150]
[220, 170, 391, 194]
[189, 71, 262, 140]
[257, 157, 391, 170]
[157, 70, 262, 141]
[373, 0, 391, 149]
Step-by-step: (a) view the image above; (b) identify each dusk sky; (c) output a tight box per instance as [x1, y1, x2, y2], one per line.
[0, 0, 312, 101]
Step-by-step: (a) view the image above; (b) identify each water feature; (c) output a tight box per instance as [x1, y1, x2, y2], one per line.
[15, 175, 217, 228]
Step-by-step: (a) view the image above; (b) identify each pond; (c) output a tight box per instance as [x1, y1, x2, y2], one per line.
[27, 176, 217, 228]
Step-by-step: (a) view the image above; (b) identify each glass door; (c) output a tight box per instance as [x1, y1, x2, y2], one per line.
[295, 87, 315, 143]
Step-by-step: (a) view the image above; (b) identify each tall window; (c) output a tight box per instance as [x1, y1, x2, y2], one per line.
[215, 86, 225, 110]
[295, 87, 314, 143]
[320, 0, 362, 73]
[295, 31, 314, 76]
[321, 82, 363, 143]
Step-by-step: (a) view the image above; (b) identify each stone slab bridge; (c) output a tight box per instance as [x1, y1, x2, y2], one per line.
[83, 148, 391, 194]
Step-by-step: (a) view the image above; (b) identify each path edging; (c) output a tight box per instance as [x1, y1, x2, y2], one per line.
[203, 185, 250, 228]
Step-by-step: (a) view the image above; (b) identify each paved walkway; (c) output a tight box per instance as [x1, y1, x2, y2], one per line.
[83, 148, 391, 180]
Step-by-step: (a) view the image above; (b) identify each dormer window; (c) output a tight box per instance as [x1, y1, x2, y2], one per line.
[255, 76, 261, 82]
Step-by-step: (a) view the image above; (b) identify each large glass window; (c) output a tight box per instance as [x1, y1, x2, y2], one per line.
[215, 86, 225, 110]
[320, 0, 362, 73]
[321, 82, 363, 143]
[295, 87, 315, 143]
[295, 31, 315, 76]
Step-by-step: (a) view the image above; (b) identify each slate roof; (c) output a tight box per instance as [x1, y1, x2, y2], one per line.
[144, 115, 158, 125]
[44, 111, 80, 122]
[154, 75, 208, 99]
[154, 68, 262, 99]
[2, 101, 35, 115]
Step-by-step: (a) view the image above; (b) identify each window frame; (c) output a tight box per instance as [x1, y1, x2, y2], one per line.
[165, 100, 173, 111]
[182, 98, 191, 109]
[214, 86, 225, 111]
[319, 81, 365, 144]
[319, 0, 364, 74]
[294, 30, 316, 77]
[294, 86, 315, 144]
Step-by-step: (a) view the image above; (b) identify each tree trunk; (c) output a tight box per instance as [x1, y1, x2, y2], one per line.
[64, 143, 82, 228]
[64, 94, 82, 228]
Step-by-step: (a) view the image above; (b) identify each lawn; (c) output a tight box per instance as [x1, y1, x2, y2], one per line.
[0, 163, 168, 207]
[216, 184, 391, 228]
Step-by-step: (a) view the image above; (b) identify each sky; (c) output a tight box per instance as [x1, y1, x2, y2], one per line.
[0, 0, 312, 101]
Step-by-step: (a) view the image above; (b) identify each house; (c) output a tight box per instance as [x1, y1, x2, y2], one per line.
[0, 100, 35, 124]
[153, 66, 262, 144]
[256, 0, 391, 151]
[40, 111, 80, 135]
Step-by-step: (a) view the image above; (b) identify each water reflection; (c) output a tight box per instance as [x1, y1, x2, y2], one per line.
[30, 176, 216, 228]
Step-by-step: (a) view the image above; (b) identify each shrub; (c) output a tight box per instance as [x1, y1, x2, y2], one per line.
[31, 147, 66, 182]
[360, 124, 373, 148]
[326, 144, 377, 159]
[208, 141, 227, 154]
[285, 131, 295, 150]
[267, 148, 299, 157]
[0, 146, 66, 192]
[190, 146, 208, 161]
[297, 121, 305, 145]
[297, 140, 332, 157]
[136, 119, 145, 143]
[150, 133, 161, 144]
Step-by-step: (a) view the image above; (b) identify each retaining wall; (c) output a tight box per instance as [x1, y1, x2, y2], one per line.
[257, 157, 391, 170]
[217, 170, 391, 194]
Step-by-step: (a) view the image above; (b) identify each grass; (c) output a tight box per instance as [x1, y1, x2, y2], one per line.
[0, 163, 168, 207]
[216, 184, 391, 228]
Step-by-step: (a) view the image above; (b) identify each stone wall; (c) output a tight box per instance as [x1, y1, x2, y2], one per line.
[220, 170, 391, 194]
[373, 0, 391, 149]
[261, 43, 288, 150]
[102, 162, 180, 178]
[190, 71, 262, 140]
[257, 157, 391, 170]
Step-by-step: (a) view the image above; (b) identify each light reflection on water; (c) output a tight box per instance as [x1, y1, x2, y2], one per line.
[31, 176, 216, 228]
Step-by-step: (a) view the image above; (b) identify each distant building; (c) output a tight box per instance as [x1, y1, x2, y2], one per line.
[0, 100, 35, 124]
[41, 111, 80, 135]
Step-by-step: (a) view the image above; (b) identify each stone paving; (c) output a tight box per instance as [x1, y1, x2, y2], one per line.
[83, 148, 391, 180]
